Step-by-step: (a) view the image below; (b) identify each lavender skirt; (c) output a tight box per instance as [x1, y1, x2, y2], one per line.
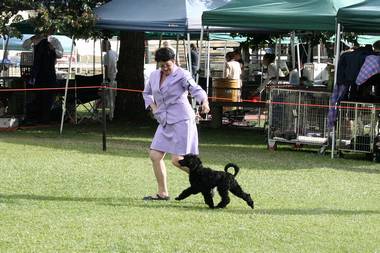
[150, 119, 199, 155]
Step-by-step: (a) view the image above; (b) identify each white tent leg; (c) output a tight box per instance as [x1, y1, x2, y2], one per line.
[297, 43, 301, 78]
[1, 36, 10, 76]
[187, 33, 192, 75]
[93, 39, 96, 75]
[158, 33, 162, 48]
[183, 39, 189, 70]
[206, 37, 211, 95]
[100, 39, 104, 81]
[176, 34, 180, 64]
[60, 36, 75, 134]
[196, 26, 204, 84]
[331, 22, 342, 159]
[291, 31, 296, 69]
[222, 40, 227, 77]
[275, 38, 280, 84]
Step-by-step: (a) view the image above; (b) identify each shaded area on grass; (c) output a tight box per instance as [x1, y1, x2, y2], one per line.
[1, 193, 380, 216]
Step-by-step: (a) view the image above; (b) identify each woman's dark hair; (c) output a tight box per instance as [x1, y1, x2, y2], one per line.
[155, 47, 175, 62]
[226, 51, 234, 61]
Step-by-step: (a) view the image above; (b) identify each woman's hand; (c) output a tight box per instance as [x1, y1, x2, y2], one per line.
[201, 100, 210, 114]
[150, 103, 158, 114]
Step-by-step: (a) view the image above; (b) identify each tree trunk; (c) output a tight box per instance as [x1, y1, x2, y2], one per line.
[115, 31, 146, 121]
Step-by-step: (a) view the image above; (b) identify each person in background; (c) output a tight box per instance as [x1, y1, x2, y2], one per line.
[142, 47, 210, 200]
[162, 40, 180, 65]
[190, 43, 199, 79]
[224, 51, 242, 87]
[23, 32, 62, 124]
[256, 53, 278, 95]
[102, 38, 118, 121]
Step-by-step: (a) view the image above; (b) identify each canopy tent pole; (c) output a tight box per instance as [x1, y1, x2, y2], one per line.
[158, 33, 163, 48]
[222, 40, 227, 77]
[206, 27, 211, 95]
[100, 40, 104, 78]
[176, 34, 180, 64]
[156, 33, 163, 69]
[291, 31, 296, 69]
[296, 42, 301, 78]
[100, 38, 107, 151]
[331, 22, 342, 159]
[187, 33, 192, 75]
[60, 36, 75, 134]
[196, 25, 204, 84]
[275, 37, 280, 84]
[93, 39, 96, 75]
[318, 42, 321, 63]
[1, 36, 10, 76]
[183, 39, 189, 70]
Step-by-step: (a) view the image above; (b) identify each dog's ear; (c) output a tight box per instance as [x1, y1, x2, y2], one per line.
[189, 155, 202, 169]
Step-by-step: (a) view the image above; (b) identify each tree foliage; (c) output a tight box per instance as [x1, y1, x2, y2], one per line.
[0, 0, 110, 39]
[0, 0, 32, 38]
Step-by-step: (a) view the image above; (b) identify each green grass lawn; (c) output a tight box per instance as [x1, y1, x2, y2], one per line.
[0, 122, 379, 253]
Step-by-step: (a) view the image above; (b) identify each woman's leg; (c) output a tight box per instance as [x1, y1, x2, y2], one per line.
[149, 149, 169, 197]
[171, 155, 189, 173]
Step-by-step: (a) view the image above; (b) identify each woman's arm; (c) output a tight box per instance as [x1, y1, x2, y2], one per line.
[183, 72, 210, 113]
[142, 77, 155, 110]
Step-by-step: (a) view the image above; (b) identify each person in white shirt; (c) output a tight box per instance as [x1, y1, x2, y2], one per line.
[102, 39, 118, 120]
[224, 51, 242, 87]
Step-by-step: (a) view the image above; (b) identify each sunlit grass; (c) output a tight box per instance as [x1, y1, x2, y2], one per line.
[0, 122, 379, 252]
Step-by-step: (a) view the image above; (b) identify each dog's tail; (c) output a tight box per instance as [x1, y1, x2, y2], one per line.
[224, 163, 240, 177]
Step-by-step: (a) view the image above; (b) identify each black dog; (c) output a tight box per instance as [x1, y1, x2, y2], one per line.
[176, 154, 254, 209]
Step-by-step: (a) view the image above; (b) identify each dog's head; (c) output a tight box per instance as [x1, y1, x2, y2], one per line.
[179, 154, 202, 172]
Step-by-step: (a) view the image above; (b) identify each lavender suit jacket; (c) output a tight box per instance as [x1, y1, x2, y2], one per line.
[143, 65, 207, 126]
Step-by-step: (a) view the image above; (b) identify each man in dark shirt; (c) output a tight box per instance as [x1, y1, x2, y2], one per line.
[31, 36, 57, 124]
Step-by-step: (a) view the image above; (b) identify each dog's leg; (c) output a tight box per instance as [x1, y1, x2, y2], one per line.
[201, 190, 215, 208]
[175, 187, 198, 201]
[216, 187, 230, 208]
[230, 181, 254, 209]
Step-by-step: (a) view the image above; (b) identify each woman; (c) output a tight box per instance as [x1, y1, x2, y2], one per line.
[142, 47, 210, 200]
[224, 51, 242, 82]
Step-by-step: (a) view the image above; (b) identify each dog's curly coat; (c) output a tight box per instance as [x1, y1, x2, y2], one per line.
[176, 154, 254, 209]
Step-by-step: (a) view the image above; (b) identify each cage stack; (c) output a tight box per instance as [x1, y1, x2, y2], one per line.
[336, 101, 380, 162]
[267, 87, 331, 152]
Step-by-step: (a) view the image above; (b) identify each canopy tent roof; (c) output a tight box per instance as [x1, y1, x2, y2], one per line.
[337, 0, 380, 33]
[95, 0, 231, 32]
[202, 0, 363, 32]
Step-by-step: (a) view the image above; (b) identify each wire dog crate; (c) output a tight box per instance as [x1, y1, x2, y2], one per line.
[337, 101, 380, 161]
[267, 88, 331, 152]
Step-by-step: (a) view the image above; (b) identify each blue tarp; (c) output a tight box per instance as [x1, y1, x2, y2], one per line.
[95, 0, 231, 32]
